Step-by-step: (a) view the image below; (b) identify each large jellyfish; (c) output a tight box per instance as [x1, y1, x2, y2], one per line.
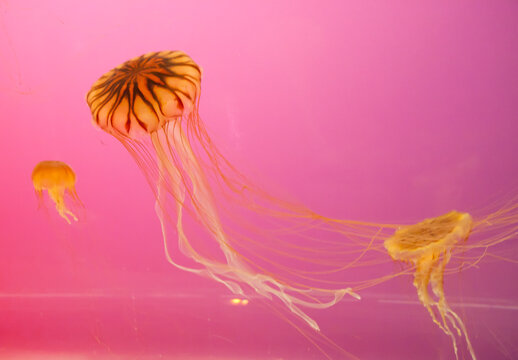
[32, 161, 81, 224]
[85, 50, 396, 333]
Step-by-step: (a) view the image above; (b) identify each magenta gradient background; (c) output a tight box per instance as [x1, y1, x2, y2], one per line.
[1, 1, 518, 359]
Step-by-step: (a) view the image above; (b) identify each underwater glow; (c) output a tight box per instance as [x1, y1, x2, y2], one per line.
[85, 50, 518, 359]
[31, 161, 81, 224]
[229, 298, 241, 305]
[229, 298, 248, 306]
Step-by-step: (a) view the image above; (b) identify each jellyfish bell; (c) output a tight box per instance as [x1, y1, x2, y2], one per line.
[385, 211, 476, 360]
[32, 160, 82, 224]
[87, 51, 201, 139]
[385, 211, 472, 262]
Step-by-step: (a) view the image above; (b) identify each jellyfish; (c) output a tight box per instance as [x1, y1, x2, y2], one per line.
[383, 203, 518, 359]
[85, 50, 399, 334]
[385, 211, 476, 359]
[32, 161, 81, 224]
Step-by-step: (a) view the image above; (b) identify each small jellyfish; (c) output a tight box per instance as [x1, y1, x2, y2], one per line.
[32, 161, 81, 224]
[385, 211, 476, 360]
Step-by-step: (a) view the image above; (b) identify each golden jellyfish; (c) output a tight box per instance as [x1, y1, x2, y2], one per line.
[32, 161, 81, 224]
[383, 205, 518, 360]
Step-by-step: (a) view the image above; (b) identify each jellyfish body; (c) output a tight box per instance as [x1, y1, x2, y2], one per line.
[32, 161, 81, 224]
[385, 211, 476, 360]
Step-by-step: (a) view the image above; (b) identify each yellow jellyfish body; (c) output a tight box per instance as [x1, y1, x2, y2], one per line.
[385, 211, 476, 360]
[32, 161, 81, 224]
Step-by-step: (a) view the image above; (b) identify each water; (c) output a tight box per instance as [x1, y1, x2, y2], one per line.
[1, 1, 518, 359]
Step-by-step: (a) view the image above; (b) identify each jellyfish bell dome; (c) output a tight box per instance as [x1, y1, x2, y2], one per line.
[86, 51, 202, 139]
[32, 160, 81, 224]
[32, 160, 76, 190]
[385, 211, 473, 261]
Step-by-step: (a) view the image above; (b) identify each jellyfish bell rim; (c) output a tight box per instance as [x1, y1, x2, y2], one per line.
[90, 113, 188, 141]
[384, 211, 473, 261]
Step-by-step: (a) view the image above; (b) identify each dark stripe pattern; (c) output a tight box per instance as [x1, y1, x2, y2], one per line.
[86, 51, 202, 136]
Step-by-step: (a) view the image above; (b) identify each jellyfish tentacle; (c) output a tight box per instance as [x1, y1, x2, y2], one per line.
[414, 254, 446, 332]
[446, 308, 477, 360]
[152, 130, 206, 274]
[160, 123, 357, 330]
[430, 250, 477, 360]
[431, 251, 460, 335]
[152, 129, 248, 295]
[34, 188, 44, 209]
[427, 251, 460, 360]
[48, 187, 77, 224]
[166, 121, 363, 330]
[168, 122, 247, 267]
[51, 197, 71, 224]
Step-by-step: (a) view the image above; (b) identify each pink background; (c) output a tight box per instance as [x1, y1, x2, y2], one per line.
[1, 1, 518, 359]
